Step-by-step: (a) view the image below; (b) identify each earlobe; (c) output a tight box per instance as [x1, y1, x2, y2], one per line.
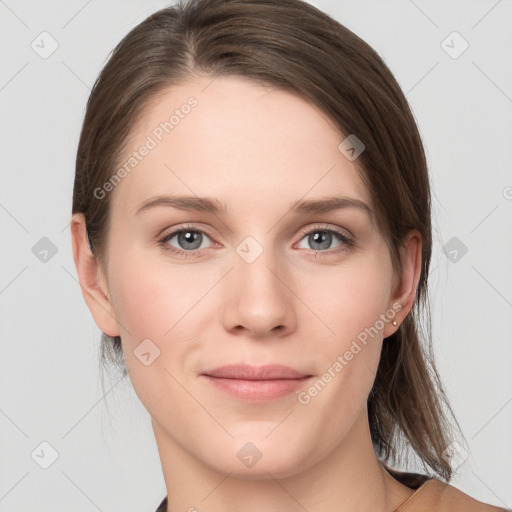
[70, 213, 120, 337]
[383, 230, 423, 338]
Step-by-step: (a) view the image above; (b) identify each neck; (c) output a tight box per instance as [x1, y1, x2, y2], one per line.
[153, 407, 414, 512]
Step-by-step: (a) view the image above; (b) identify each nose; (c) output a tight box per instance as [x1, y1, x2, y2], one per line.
[221, 240, 297, 339]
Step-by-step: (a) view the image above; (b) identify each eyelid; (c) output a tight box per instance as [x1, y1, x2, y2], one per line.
[155, 222, 215, 240]
[295, 222, 354, 242]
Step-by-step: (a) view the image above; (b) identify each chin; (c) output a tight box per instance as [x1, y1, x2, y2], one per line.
[201, 441, 313, 481]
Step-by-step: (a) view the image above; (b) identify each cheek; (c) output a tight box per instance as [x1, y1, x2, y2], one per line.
[104, 248, 205, 409]
[293, 250, 393, 399]
[107, 242, 206, 340]
[110, 267, 170, 344]
[105, 244, 218, 389]
[297, 252, 393, 345]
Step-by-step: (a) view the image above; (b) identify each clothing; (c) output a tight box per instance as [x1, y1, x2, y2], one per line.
[383, 463, 508, 511]
[154, 466, 508, 511]
[393, 478, 508, 511]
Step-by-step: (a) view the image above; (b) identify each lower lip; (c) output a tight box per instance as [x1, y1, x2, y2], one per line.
[202, 375, 311, 401]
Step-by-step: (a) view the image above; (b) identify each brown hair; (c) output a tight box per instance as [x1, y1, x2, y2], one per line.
[72, 0, 464, 482]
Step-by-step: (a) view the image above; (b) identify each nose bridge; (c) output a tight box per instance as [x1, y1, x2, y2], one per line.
[234, 233, 284, 288]
[223, 232, 295, 336]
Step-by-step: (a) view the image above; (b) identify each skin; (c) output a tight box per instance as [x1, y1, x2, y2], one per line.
[71, 75, 423, 512]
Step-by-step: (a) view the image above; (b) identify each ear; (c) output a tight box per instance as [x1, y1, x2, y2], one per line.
[383, 229, 423, 338]
[70, 213, 120, 337]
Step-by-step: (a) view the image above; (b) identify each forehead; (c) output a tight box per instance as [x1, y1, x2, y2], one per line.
[110, 75, 370, 216]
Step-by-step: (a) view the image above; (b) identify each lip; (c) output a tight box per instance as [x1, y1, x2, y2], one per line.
[203, 364, 310, 380]
[200, 364, 313, 402]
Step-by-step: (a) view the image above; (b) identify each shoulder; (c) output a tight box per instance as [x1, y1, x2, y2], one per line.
[397, 478, 509, 512]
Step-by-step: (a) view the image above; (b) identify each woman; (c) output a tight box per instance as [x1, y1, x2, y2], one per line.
[70, 0, 507, 510]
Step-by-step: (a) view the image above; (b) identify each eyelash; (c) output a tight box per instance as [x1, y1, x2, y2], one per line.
[156, 223, 355, 259]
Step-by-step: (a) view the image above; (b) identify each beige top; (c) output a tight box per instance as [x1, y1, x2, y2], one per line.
[393, 478, 509, 511]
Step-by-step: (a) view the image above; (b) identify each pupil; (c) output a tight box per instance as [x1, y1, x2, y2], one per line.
[180, 231, 200, 249]
[311, 231, 330, 250]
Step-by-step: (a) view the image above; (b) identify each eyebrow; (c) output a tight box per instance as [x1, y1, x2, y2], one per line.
[134, 194, 372, 221]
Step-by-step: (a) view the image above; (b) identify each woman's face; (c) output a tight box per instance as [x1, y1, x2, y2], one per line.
[87, 75, 413, 478]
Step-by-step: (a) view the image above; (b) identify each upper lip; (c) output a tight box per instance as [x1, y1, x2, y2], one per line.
[202, 364, 312, 380]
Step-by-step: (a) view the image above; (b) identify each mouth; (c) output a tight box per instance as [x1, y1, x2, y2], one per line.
[200, 364, 313, 402]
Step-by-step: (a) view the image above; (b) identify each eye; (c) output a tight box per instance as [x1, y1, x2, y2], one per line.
[295, 225, 354, 254]
[157, 223, 355, 259]
[157, 225, 214, 258]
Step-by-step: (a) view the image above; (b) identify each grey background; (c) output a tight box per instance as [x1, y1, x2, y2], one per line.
[1, 0, 511, 510]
